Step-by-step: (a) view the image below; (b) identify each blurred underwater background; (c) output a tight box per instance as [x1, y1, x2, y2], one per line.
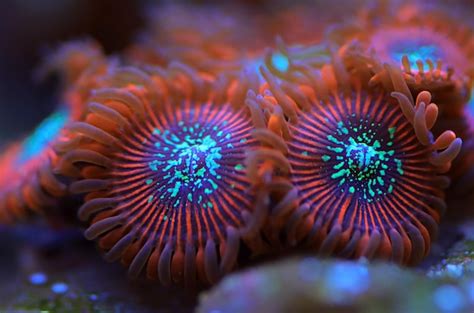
[0, 0, 474, 312]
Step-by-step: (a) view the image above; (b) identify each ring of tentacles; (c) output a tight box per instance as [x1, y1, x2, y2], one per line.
[333, 3, 473, 120]
[331, 4, 474, 213]
[248, 62, 462, 265]
[57, 66, 265, 286]
[368, 25, 470, 118]
[339, 8, 474, 220]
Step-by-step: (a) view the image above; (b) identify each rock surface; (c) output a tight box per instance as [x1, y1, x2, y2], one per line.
[198, 221, 474, 313]
[198, 258, 474, 313]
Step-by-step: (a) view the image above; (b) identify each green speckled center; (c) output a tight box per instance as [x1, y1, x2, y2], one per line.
[321, 117, 403, 202]
[147, 120, 233, 209]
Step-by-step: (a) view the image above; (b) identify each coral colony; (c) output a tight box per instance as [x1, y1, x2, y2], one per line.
[0, 1, 473, 288]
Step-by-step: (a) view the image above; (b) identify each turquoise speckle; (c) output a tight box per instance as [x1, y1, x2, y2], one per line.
[234, 164, 244, 171]
[388, 127, 396, 139]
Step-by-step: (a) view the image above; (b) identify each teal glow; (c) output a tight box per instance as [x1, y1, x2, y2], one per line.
[388, 40, 442, 71]
[234, 164, 244, 171]
[271, 52, 290, 72]
[322, 116, 402, 202]
[16, 109, 69, 165]
[148, 120, 230, 208]
[244, 51, 289, 82]
[467, 86, 474, 118]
